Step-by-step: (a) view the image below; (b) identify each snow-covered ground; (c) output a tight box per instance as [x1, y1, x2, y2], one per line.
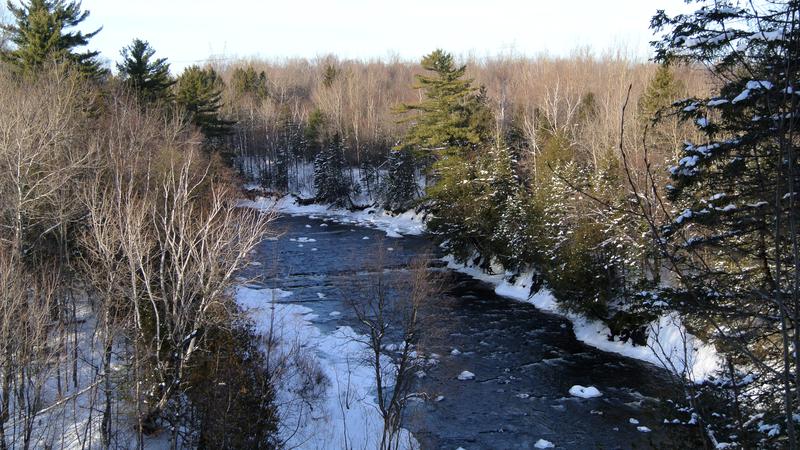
[240, 195, 426, 238]
[242, 193, 721, 383]
[4, 293, 171, 450]
[236, 286, 418, 450]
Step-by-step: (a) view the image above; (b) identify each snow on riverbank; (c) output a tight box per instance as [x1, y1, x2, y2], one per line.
[239, 194, 426, 237]
[240, 194, 721, 382]
[441, 255, 721, 382]
[236, 286, 418, 450]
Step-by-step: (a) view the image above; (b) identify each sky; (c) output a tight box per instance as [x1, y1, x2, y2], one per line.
[65, 0, 694, 73]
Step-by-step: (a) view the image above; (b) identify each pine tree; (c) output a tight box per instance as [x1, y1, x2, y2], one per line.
[638, 64, 685, 162]
[397, 49, 494, 263]
[322, 63, 337, 88]
[382, 147, 417, 211]
[396, 49, 491, 162]
[117, 38, 174, 105]
[359, 158, 378, 199]
[313, 133, 350, 206]
[304, 107, 327, 160]
[231, 66, 268, 100]
[272, 108, 302, 192]
[175, 65, 232, 139]
[651, 2, 800, 445]
[1, 0, 105, 77]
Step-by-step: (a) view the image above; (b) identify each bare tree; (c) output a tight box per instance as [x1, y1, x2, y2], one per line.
[349, 250, 437, 450]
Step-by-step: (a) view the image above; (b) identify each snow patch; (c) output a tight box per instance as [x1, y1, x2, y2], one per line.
[457, 370, 475, 381]
[443, 258, 721, 381]
[240, 195, 426, 237]
[386, 229, 403, 238]
[569, 385, 603, 399]
[235, 286, 418, 449]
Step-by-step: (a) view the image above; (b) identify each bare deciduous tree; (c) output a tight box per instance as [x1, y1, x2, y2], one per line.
[349, 250, 437, 450]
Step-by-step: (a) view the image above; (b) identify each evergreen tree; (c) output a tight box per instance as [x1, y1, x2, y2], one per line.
[231, 66, 268, 100]
[426, 146, 516, 266]
[322, 63, 337, 88]
[313, 133, 350, 206]
[650, 2, 800, 445]
[485, 146, 516, 207]
[117, 38, 174, 105]
[272, 108, 303, 192]
[398, 49, 494, 264]
[359, 157, 378, 199]
[0, 8, 10, 52]
[424, 154, 479, 262]
[396, 49, 491, 163]
[382, 146, 417, 211]
[304, 107, 327, 159]
[638, 63, 685, 162]
[1, 0, 105, 77]
[175, 65, 232, 139]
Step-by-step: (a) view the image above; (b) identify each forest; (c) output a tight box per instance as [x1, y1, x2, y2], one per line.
[0, 0, 798, 449]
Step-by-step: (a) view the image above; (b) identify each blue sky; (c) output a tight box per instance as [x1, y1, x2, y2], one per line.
[68, 0, 693, 72]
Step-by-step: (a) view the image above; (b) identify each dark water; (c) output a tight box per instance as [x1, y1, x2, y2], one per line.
[244, 214, 696, 450]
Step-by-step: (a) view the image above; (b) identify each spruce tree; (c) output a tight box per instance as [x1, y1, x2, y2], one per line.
[175, 65, 232, 139]
[651, 2, 800, 445]
[322, 63, 337, 88]
[493, 188, 541, 271]
[313, 133, 350, 206]
[1, 0, 105, 77]
[117, 38, 174, 105]
[359, 158, 378, 199]
[231, 66, 268, 100]
[638, 64, 685, 162]
[382, 147, 417, 211]
[272, 108, 302, 192]
[304, 107, 327, 160]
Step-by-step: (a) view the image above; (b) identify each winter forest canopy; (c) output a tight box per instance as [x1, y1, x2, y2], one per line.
[0, 0, 799, 449]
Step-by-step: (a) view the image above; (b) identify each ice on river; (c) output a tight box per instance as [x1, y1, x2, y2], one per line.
[457, 370, 475, 381]
[569, 385, 603, 399]
[235, 285, 418, 449]
[534, 439, 556, 449]
[240, 194, 426, 237]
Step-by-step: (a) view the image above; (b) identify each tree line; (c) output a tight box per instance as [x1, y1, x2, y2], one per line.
[1, 0, 798, 448]
[219, 2, 799, 448]
[0, 1, 277, 448]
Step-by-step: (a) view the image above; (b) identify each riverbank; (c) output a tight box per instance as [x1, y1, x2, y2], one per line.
[238, 213, 704, 448]
[236, 285, 418, 449]
[241, 194, 721, 383]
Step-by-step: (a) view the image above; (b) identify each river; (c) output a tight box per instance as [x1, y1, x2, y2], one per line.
[243, 214, 697, 449]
